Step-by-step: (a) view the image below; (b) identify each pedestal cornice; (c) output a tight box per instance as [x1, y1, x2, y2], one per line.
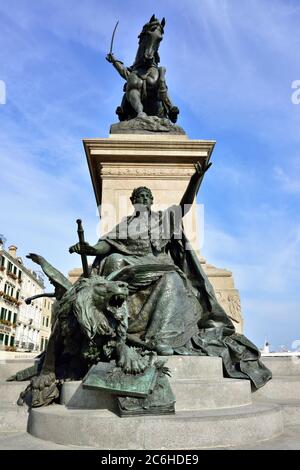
[83, 134, 215, 207]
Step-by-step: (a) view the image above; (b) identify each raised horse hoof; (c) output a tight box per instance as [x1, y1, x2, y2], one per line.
[169, 106, 179, 123]
[116, 106, 127, 122]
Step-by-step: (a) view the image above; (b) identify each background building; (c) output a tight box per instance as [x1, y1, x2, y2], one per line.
[15, 265, 44, 352]
[0, 238, 46, 351]
[40, 296, 53, 351]
[0, 243, 22, 349]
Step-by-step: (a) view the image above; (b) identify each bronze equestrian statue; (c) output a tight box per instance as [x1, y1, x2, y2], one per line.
[106, 15, 179, 123]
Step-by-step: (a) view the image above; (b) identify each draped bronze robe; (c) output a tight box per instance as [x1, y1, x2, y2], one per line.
[92, 206, 271, 389]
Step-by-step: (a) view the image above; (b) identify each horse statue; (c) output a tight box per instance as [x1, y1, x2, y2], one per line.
[106, 15, 179, 123]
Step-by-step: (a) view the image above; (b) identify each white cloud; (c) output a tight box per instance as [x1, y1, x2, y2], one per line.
[274, 166, 300, 193]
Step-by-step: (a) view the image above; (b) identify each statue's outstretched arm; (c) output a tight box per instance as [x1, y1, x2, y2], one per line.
[106, 53, 130, 80]
[180, 161, 212, 216]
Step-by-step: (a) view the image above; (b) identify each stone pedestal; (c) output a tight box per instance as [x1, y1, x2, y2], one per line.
[27, 356, 283, 449]
[84, 133, 214, 253]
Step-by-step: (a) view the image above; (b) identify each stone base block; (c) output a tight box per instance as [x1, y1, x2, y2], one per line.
[252, 377, 300, 402]
[261, 356, 300, 377]
[280, 401, 300, 425]
[61, 377, 251, 412]
[0, 404, 29, 432]
[0, 380, 29, 404]
[162, 355, 223, 379]
[61, 382, 117, 411]
[28, 402, 283, 449]
[170, 378, 251, 410]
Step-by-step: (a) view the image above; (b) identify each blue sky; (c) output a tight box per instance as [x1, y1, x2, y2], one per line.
[1, 0, 300, 351]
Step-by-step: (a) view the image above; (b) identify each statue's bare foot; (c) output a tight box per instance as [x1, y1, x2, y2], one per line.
[155, 343, 174, 356]
[30, 372, 59, 407]
[116, 343, 148, 374]
[137, 112, 147, 119]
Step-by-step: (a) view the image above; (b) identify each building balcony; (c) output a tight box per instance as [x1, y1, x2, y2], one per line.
[0, 319, 16, 334]
[0, 292, 22, 307]
[6, 270, 18, 281]
[0, 318, 16, 327]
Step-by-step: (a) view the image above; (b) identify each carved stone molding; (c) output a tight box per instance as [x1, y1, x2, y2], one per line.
[215, 290, 243, 332]
[227, 294, 242, 323]
[100, 166, 195, 178]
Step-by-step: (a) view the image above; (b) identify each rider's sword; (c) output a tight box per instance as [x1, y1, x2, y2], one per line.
[76, 219, 89, 278]
[109, 20, 119, 56]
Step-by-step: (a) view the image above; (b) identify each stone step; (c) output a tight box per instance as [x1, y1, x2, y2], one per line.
[170, 378, 251, 410]
[252, 397, 300, 427]
[252, 376, 300, 402]
[0, 360, 36, 381]
[0, 404, 29, 432]
[0, 431, 84, 450]
[280, 401, 300, 426]
[61, 381, 118, 412]
[161, 355, 223, 379]
[61, 377, 252, 412]
[262, 356, 300, 377]
[28, 402, 283, 449]
[0, 380, 29, 404]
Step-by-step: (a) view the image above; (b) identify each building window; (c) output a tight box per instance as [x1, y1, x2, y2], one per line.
[46, 317, 49, 328]
[7, 311, 12, 322]
[10, 336, 14, 346]
[0, 307, 6, 320]
[0, 256, 5, 267]
[0, 333, 3, 344]
[16, 291, 20, 300]
[13, 313, 17, 324]
[4, 335, 9, 346]
[13, 266, 17, 275]
[7, 261, 12, 273]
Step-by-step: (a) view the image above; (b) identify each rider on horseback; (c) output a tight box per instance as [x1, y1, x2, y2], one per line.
[106, 15, 179, 123]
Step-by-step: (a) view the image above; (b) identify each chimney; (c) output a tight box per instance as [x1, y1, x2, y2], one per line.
[8, 245, 18, 258]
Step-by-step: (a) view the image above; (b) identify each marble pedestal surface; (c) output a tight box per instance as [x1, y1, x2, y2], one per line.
[27, 356, 283, 449]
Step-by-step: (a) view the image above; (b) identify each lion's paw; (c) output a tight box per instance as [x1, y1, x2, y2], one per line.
[116, 344, 148, 375]
[30, 372, 59, 407]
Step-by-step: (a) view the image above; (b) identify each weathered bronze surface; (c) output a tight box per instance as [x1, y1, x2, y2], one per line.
[11, 161, 272, 410]
[117, 370, 175, 417]
[9, 15, 273, 413]
[83, 361, 158, 398]
[69, 162, 272, 390]
[106, 15, 179, 125]
[110, 115, 185, 135]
